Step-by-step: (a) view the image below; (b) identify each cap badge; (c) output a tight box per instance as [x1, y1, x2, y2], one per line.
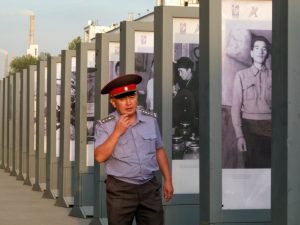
[124, 86, 128, 91]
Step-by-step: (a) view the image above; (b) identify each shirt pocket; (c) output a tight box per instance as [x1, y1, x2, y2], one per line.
[139, 131, 157, 155]
[243, 83, 256, 100]
[113, 135, 130, 158]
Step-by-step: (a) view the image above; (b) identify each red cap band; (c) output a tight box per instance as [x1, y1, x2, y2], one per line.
[109, 84, 137, 97]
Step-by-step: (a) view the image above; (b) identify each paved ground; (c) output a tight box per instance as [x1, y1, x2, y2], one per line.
[0, 169, 92, 225]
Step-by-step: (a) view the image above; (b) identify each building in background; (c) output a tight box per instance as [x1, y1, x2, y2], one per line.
[83, 20, 117, 42]
[156, 0, 199, 6]
[27, 15, 38, 57]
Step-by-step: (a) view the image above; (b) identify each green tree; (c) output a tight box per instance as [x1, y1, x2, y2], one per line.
[68, 36, 81, 50]
[10, 54, 38, 73]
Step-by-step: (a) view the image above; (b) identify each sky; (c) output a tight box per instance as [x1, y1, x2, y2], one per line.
[0, 0, 156, 79]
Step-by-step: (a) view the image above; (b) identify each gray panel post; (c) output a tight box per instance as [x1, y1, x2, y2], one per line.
[199, 1, 219, 223]
[17, 69, 28, 181]
[2, 78, 6, 169]
[24, 65, 37, 185]
[55, 50, 76, 207]
[272, 0, 300, 224]
[154, 6, 200, 225]
[120, 20, 153, 73]
[12, 72, 21, 176]
[0, 79, 3, 169]
[43, 56, 61, 199]
[69, 42, 95, 218]
[8, 75, 14, 174]
[90, 33, 120, 225]
[199, 1, 270, 224]
[3, 77, 9, 172]
[32, 61, 47, 192]
[10, 73, 18, 176]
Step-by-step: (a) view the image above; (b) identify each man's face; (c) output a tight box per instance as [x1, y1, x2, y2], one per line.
[178, 67, 192, 81]
[110, 93, 138, 117]
[250, 40, 268, 65]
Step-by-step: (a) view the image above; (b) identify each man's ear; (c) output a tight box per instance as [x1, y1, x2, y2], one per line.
[110, 98, 116, 108]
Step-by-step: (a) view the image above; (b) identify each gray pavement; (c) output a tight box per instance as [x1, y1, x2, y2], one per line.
[0, 169, 92, 225]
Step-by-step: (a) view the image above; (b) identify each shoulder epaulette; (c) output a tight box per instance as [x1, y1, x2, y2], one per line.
[141, 109, 158, 118]
[99, 115, 115, 124]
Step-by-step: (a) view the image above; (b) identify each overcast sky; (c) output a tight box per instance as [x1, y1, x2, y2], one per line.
[0, 0, 155, 78]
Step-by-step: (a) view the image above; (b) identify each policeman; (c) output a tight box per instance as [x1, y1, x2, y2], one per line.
[94, 74, 173, 225]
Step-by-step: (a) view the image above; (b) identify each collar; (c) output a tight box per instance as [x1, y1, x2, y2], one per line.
[250, 64, 267, 76]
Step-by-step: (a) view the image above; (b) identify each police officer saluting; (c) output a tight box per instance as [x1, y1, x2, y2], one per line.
[94, 74, 174, 225]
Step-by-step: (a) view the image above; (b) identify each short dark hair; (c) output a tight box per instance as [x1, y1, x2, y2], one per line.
[176, 57, 194, 70]
[251, 35, 271, 53]
[115, 61, 120, 73]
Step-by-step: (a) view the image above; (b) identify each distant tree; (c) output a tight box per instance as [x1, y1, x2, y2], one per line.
[10, 52, 52, 73]
[68, 36, 81, 50]
[10, 54, 38, 73]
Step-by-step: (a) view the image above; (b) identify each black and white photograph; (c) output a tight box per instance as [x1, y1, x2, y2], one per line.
[108, 42, 120, 82]
[171, 17, 199, 194]
[135, 52, 154, 110]
[172, 17, 199, 160]
[221, 0, 272, 210]
[86, 50, 96, 166]
[222, 23, 272, 169]
[34, 71, 37, 151]
[70, 57, 76, 161]
[108, 42, 120, 113]
[134, 31, 154, 111]
[56, 62, 62, 157]
[44, 67, 48, 154]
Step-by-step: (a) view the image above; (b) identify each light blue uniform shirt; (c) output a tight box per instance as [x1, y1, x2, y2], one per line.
[94, 109, 163, 184]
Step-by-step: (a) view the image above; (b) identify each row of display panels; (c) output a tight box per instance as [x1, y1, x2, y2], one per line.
[0, 1, 274, 224]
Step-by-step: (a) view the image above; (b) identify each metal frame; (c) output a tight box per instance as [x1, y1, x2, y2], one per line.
[11, 73, 20, 176]
[32, 60, 47, 192]
[90, 32, 120, 225]
[0, 79, 3, 169]
[1, 78, 7, 170]
[154, 6, 199, 225]
[24, 65, 37, 185]
[119, 20, 154, 74]
[43, 56, 61, 199]
[55, 49, 76, 207]
[17, 69, 28, 181]
[272, 0, 300, 224]
[3, 77, 8, 171]
[2, 77, 8, 171]
[199, 0, 271, 224]
[69, 42, 95, 218]
[6, 74, 14, 174]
